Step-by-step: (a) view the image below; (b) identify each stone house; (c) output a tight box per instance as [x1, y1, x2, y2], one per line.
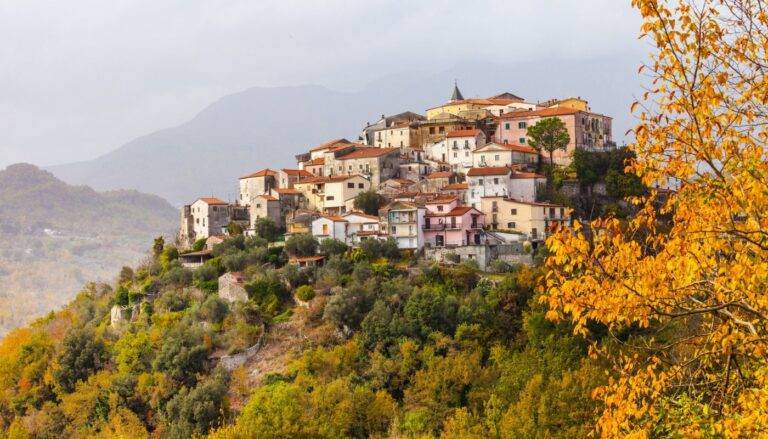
[323, 147, 400, 188]
[219, 272, 248, 302]
[178, 197, 234, 247]
[294, 174, 371, 215]
[472, 142, 538, 169]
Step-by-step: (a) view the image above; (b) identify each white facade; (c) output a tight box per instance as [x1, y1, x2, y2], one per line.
[342, 212, 382, 245]
[472, 142, 538, 168]
[508, 175, 547, 202]
[384, 202, 425, 250]
[467, 170, 513, 209]
[311, 216, 348, 242]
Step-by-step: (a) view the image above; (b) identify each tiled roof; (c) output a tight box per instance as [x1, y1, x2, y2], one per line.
[275, 188, 301, 194]
[319, 214, 347, 222]
[239, 169, 278, 179]
[306, 157, 325, 166]
[297, 174, 364, 184]
[425, 195, 458, 204]
[467, 167, 512, 176]
[309, 138, 351, 152]
[336, 147, 398, 160]
[282, 168, 314, 177]
[510, 172, 546, 179]
[426, 171, 452, 179]
[425, 206, 477, 217]
[478, 142, 538, 154]
[389, 178, 415, 185]
[446, 129, 481, 138]
[343, 211, 380, 221]
[442, 182, 468, 190]
[290, 255, 326, 262]
[498, 107, 580, 119]
[197, 197, 228, 205]
[255, 194, 278, 201]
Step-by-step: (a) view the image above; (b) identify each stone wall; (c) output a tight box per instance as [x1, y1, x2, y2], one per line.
[218, 323, 267, 371]
[424, 243, 532, 270]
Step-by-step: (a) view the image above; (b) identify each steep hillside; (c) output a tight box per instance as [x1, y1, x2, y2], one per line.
[48, 59, 638, 205]
[0, 163, 177, 335]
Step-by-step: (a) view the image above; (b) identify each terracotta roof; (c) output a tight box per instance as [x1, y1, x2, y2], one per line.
[282, 168, 314, 177]
[467, 167, 512, 176]
[482, 196, 565, 207]
[297, 174, 364, 184]
[343, 211, 380, 221]
[255, 194, 278, 201]
[425, 195, 458, 204]
[309, 138, 351, 152]
[305, 157, 325, 166]
[319, 214, 347, 222]
[510, 172, 546, 179]
[478, 142, 538, 154]
[290, 255, 326, 262]
[426, 171, 452, 179]
[442, 182, 469, 190]
[425, 206, 478, 217]
[197, 197, 228, 205]
[498, 107, 581, 119]
[240, 168, 278, 179]
[388, 178, 415, 185]
[336, 147, 398, 160]
[446, 129, 481, 138]
[275, 188, 301, 195]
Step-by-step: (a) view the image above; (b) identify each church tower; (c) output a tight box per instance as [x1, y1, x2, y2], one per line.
[450, 80, 464, 101]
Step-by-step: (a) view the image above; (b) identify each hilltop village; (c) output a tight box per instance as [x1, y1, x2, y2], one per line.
[178, 84, 615, 269]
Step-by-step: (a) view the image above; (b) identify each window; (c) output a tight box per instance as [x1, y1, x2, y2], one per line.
[256, 203, 261, 208]
[504, 123, 510, 130]
[507, 222, 516, 228]
[494, 154, 500, 161]
[493, 178, 499, 184]
[453, 140, 458, 148]
[465, 151, 469, 157]
[479, 179, 484, 185]
[322, 224, 328, 235]
[429, 127, 435, 134]
[519, 138, 526, 144]
[464, 140, 469, 148]
[326, 195, 335, 200]
[510, 208, 517, 215]
[438, 126, 445, 133]
[196, 218, 199, 224]
[560, 207, 565, 216]
[437, 205, 444, 212]
[347, 183, 354, 188]
[518, 121, 527, 129]
[358, 183, 364, 188]
[453, 152, 457, 158]
[391, 226, 397, 233]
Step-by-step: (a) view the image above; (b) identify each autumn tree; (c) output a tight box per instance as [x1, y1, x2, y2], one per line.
[543, 0, 768, 436]
[527, 117, 570, 167]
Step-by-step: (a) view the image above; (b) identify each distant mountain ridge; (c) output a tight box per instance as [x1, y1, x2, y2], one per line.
[0, 163, 177, 335]
[48, 59, 639, 205]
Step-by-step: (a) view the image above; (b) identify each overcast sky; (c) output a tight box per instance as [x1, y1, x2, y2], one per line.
[0, 1, 644, 169]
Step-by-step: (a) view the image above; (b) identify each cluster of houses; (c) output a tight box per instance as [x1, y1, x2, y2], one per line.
[178, 84, 614, 269]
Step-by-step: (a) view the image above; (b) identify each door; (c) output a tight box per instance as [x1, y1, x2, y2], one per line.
[436, 235, 444, 247]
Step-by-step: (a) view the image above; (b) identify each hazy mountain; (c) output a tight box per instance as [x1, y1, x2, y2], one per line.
[49, 59, 639, 205]
[0, 163, 177, 335]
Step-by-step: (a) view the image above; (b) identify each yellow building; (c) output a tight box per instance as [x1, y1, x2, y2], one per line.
[548, 97, 590, 111]
[425, 85, 525, 120]
[294, 174, 371, 214]
[480, 196, 570, 240]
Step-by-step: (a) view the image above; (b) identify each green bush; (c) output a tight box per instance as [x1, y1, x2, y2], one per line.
[295, 285, 315, 302]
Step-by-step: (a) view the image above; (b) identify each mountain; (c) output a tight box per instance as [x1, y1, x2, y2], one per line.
[48, 59, 640, 205]
[0, 163, 177, 335]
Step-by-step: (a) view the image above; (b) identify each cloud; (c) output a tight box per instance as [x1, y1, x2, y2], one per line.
[0, 0, 642, 168]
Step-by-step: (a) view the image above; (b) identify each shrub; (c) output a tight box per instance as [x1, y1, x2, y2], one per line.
[489, 259, 513, 273]
[253, 218, 279, 242]
[353, 190, 382, 215]
[295, 285, 315, 302]
[319, 238, 348, 256]
[192, 238, 207, 252]
[285, 234, 318, 257]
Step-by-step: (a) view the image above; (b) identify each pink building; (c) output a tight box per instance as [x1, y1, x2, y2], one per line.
[422, 197, 485, 247]
[495, 107, 613, 165]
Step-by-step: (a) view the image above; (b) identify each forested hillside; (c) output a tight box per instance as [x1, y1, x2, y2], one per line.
[0, 232, 602, 438]
[0, 164, 177, 336]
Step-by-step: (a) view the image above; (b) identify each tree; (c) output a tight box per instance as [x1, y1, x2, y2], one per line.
[285, 234, 318, 257]
[353, 190, 382, 216]
[527, 117, 570, 167]
[53, 328, 106, 393]
[319, 238, 348, 256]
[227, 222, 244, 237]
[544, 1, 768, 435]
[153, 236, 165, 257]
[253, 218, 279, 242]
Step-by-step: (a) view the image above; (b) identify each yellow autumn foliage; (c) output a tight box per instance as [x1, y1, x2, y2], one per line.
[544, 0, 768, 437]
